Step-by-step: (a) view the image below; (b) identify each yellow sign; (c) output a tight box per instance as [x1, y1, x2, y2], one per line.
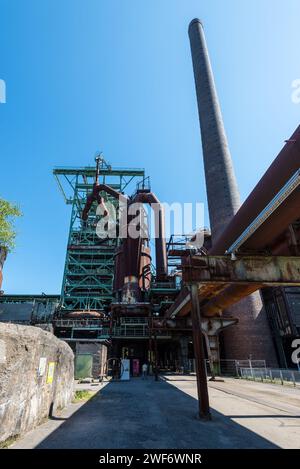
[46, 362, 55, 384]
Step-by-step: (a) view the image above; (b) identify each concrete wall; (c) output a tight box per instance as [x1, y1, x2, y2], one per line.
[0, 323, 74, 443]
[222, 293, 278, 366]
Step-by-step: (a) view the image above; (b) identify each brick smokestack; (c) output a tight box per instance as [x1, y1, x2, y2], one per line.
[188, 19, 277, 365]
[188, 18, 240, 242]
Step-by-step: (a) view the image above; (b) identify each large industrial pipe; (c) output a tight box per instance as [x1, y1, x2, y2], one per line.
[82, 183, 127, 221]
[131, 192, 168, 280]
[81, 183, 141, 302]
[201, 283, 262, 317]
[82, 184, 167, 280]
[188, 18, 240, 241]
[210, 126, 300, 255]
[202, 127, 300, 316]
[81, 183, 161, 302]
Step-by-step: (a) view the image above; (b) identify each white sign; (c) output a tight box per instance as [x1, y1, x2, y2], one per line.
[120, 359, 130, 381]
[38, 357, 47, 376]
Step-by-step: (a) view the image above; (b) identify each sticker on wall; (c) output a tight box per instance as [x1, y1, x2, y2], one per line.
[38, 357, 47, 377]
[46, 362, 55, 384]
[0, 340, 6, 364]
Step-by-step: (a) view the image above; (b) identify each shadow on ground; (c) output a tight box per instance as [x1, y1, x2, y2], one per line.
[32, 377, 281, 449]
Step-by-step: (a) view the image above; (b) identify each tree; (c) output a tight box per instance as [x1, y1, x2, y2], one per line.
[0, 198, 22, 252]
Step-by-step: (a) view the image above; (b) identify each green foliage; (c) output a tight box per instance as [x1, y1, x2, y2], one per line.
[0, 198, 22, 252]
[73, 390, 95, 402]
[0, 434, 20, 449]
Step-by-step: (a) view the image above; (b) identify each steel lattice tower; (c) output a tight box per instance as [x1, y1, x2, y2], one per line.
[54, 161, 144, 315]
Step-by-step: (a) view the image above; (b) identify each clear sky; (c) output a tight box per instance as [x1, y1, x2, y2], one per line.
[0, 0, 299, 294]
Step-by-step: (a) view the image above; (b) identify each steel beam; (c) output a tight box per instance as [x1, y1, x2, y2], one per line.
[182, 255, 300, 286]
[166, 255, 300, 319]
[53, 167, 144, 178]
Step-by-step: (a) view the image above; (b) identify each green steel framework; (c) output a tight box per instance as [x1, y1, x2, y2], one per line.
[53, 161, 145, 315]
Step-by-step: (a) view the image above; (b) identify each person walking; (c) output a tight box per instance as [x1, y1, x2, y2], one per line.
[142, 362, 148, 379]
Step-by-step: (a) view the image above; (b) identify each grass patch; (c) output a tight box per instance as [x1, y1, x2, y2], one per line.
[0, 434, 20, 449]
[73, 390, 95, 402]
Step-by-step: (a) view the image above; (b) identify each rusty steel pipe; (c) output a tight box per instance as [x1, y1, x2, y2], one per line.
[131, 192, 168, 280]
[203, 127, 300, 316]
[243, 187, 300, 252]
[201, 283, 262, 316]
[210, 126, 300, 255]
[82, 183, 127, 221]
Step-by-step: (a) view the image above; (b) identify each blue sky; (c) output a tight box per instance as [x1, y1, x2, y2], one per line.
[0, 0, 299, 294]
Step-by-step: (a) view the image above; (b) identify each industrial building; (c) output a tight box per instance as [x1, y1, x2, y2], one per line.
[1, 19, 300, 379]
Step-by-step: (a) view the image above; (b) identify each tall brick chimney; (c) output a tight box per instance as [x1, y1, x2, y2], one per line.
[188, 19, 277, 365]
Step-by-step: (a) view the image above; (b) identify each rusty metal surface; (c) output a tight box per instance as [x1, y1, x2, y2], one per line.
[164, 282, 243, 319]
[81, 179, 161, 305]
[165, 254, 300, 319]
[131, 192, 167, 280]
[201, 284, 262, 317]
[243, 188, 300, 253]
[182, 255, 300, 286]
[64, 310, 105, 319]
[198, 282, 229, 300]
[164, 286, 191, 318]
[82, 183, 127, 221]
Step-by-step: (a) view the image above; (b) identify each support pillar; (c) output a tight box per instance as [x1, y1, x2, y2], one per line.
[154, 332, 159, 381]
[179, 336, 190, 373]
[190, 283, 211, 420]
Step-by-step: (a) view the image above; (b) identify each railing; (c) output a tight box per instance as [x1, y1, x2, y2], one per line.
[136, 176, 151, 192]
[150, 281, 178, 290]
[219, 359, 266, 376]
[54, 165, 144, 173]
[240, 367, 300, 386]
[54, 319, 108, 328]
[166, 230, 211, 254]
[113, 326, 148, 337]
[119, 317, 148, 325]
[112, 324, 172, 338]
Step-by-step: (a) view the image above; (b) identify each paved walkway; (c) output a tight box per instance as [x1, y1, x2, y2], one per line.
[11, 376, 300, 449]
